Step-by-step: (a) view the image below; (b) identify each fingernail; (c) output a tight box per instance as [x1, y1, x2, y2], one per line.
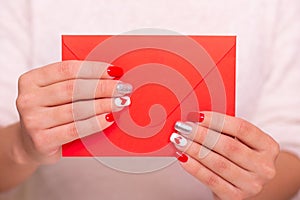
[176, 152, 188, 163]
[107, 66, 123, 77]
[170, 133, 187, 147]
[114, 96, 131, 107]
[199, 113, 205, 122]
[187, 112, 205, 122]
[105, 112, 114, 122]
[116, 82, 133, 95]
[175, 121, 193, 135]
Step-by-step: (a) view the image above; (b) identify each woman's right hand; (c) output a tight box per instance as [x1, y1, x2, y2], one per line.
[15, 61, 132, 165]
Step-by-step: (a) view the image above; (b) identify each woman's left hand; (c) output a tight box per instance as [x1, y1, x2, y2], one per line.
[170, 111, 280, 200]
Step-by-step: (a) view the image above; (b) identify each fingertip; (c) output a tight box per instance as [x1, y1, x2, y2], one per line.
[107, 65, 124, 78]
[187, 112, 207, 123]
[176, 152, 189, 163]
[114, 96, 131, 107]
[115, 81, 133, 96]
[105, 112, 114, 122]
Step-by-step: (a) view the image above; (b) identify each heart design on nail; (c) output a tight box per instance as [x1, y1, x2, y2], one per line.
[120, 97, 127, 105]
[174, 136, 182, 144]
[114, 96, 131, 107]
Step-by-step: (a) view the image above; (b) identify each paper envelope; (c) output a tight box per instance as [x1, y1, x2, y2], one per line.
[61, 35, 236, 157]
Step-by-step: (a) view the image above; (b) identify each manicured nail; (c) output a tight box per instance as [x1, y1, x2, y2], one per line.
[175, 121, 193, 135]
[170, 133, 187, 147]
[187, 112, 205, 122]
[114, 96, 131, 107]
[105, 112, 114, 122]
[199, 113, 205, 122]
[107, 66, 123, 77]
[116, 82, 133, 95]
[176, 152, 188, 163]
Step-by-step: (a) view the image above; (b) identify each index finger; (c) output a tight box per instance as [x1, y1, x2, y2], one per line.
[30, 60, 123, 87]
[188, 111, 275, 150]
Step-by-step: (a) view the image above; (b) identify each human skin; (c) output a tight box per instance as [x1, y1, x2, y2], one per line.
[0, 61, 299, 199]
[171, 112, 300, 199]
[0, 60, 132, 191]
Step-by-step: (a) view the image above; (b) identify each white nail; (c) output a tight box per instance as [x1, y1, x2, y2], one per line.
[114, 96, 131, 107]
[116, 82, 133, 95]
[170, 133, 187, 147]
[175, 121, 193, 135]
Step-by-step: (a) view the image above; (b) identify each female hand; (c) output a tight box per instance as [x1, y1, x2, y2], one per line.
[15, 61, 132, 165]
[170, 111, 280, 200]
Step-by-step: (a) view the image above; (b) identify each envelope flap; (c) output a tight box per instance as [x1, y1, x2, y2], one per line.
[62, 35, 236, 64]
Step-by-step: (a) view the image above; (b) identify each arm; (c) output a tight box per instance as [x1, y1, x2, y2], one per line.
[0, 2, 38, 191]
[249, 1, 300, 198]
[0, 123, 39, 192]
[250, 151, 300, 200]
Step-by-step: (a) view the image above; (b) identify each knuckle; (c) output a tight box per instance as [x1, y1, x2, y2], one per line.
[196, 126, 208, 142]
[213, 160, 228, 172]
[263, 137, 280, 158]
[66, 105, 75, 120]
[205, 175, 219, 187]
[272, 141, 280, 156]
[95, 100, 105, 113]
[224, 140, 240, 154]
[67, 124, 79, 139]
[262, 164, 276, 180]
[59, 61, 77, 77]
[98, 80, 108, 96]
[236, 118, 250, 136]
[22, 113, 39, 130]
[64, 80, 75, 96]
[16, 93, 34, 110]
[249, 181, 263, 196]
[18, 73, 29, 88]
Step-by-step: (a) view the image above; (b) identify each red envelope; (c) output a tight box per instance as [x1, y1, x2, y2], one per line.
[61, 35, 236, 157]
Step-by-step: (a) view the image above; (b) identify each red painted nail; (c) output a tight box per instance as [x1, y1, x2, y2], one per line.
[176, 152, 188, 163]
[199, 113, 205, 122]
[105, 113, 114, 122]
[107, 66, 123, 77]
[187, 112, 205, 122]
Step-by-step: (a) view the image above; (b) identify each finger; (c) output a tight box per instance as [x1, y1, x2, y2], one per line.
[43, 112, 114, 148]
[174, 122, 257, 171]
[41, 147, 62, 165]
[36, 80, 132, 106]
[30, 61, 123, 87]
[178, 153, 242, 200]
[40, 98, 126, 128]
[172, 137, 254, 191]
[187, 111, 274, 150]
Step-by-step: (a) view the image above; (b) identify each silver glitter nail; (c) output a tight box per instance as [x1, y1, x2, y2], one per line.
[116, 82, 133, 95]
[175, 121, 193, 135]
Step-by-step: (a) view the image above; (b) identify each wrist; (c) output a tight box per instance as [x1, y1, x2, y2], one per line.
[9, 123, 40, 168]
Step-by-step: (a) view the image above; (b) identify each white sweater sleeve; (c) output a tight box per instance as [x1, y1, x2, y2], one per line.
[252, 0, 300, 158]
[0, 0, 32, 126]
